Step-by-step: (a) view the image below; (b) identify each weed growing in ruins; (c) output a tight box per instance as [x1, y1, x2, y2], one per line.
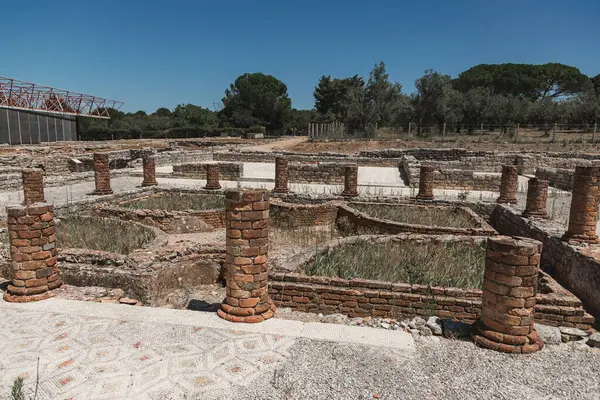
[123, 193, 224, 211]
[305, 240, 486, 289]
[56, 217, 155, 254]
[349, 204, 476, 229]
[0, 230, 8, 251]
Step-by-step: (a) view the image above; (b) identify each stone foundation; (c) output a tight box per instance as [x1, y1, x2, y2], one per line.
[472, 236, 544, 354]
[91, 153, 113, 195]
[4, 203, 61, 302]
[218, 189, 276, 323]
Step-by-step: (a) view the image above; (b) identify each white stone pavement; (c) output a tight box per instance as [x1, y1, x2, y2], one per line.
[0, 297, 414, 399]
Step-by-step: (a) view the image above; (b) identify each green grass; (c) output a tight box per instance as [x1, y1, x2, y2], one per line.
[350, 204, 476, 229]
[305, 240, 486, 289]
[57, 217, 155, 254]
[123, 193, 224, 211]
[0, 230, 8, 251]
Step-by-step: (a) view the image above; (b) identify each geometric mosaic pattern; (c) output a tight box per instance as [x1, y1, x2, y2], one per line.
[0, 305, 295, 399]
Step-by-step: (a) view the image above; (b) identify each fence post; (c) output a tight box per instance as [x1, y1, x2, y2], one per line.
[479, 123, 483, 140]
[408, 122, 412, 135]
[552, 123, 557, 143]
[442, 123, 446, 141]
[593, 123, 597, 144]
[514, 123, 519, 143]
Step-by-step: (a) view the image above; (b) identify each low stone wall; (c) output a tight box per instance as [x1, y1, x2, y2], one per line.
[491, 205, 600, 320]
[172, 162, 243, 181]
[268, 270, 588, 328]
[337, 204, 496, 236]
[536, 167, 574, 191]
[288, 162, 346, 185]
[270, 200, 339, 227]
[213, 151, 401, 167]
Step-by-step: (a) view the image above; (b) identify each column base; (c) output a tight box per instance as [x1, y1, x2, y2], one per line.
[341, 191, 359, 197]
[472, 320, 543, 354]
[3, 289, 56, 303]
[90, 189, 114, 196]
[522, 210, 548, 219]
[217, 301, 276, 323]
[203, 184, 222, 190]
[141, 181, 158, 187]
[562, 233, 600, 244]
[415, 194, 434, 201]
[272, 188, 290, 194]
[497, 197, 518, 204]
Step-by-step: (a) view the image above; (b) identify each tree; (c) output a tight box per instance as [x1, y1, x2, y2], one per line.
[313, 75, 364, 121]
[172, 104, 218, 127]
[455, 63, 590, 100]
[592, 74, 600, 96]
[413, 70, 463, 129]
[153, 107, 172, 117]
[220, 73, 292, 133]
[287, 108, 316, 134]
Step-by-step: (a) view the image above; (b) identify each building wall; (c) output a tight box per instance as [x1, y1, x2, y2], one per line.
[0, 108, 77, 144]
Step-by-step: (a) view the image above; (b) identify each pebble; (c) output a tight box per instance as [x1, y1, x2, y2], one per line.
[587, 333, 600, 348]
[426, 316, 443, 335]
[534, 323, 562, 345]
[559, 326, 588, 342]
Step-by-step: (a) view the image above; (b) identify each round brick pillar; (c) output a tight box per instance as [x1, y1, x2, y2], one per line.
[4, 203, 61, 302]
[204, 164, 221, 190]
[522, 178, 548, 218]
[341, 164, 359, 197]
[218, 189, 275, 323]
[564, 166, 600, 244]
[273, 157, 289, 193]
[141, 155, 158, 187]
[22, 168, 45, 205]
[416, 165, 434, 200]
[472, 236, 544, 354]
[91, 153, 113, 195]
[497, 165, 519, 204]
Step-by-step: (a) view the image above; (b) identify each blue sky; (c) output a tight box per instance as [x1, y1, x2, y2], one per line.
[2, 0, 598, 113]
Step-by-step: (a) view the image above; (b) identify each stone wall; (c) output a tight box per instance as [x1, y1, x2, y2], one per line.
[288, 162, 347, 185]
[172, 162, 243, 181]
[491, 205, 600, 319]
[536, 167, 574, 191]
[213, 151, 401, 167]
[270, 201, 339, 227]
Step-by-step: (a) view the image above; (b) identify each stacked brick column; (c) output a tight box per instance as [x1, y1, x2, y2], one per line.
[4, 203, 61, 302]
[472, 236, 544, 354]
[218, 189, 275, 323]
[416, 165, 434, 200]
[563, 166, 600, 244]
[341, 164, 359, 197]
[497, 165, 519, 204]
[273, 157, 290, 193]
[141, 155, 158, 187]
[522, 178, 548, 218]
[204, 164, 221, 190]
[22, 168, 45, 205]
[91, 153, 113, 195]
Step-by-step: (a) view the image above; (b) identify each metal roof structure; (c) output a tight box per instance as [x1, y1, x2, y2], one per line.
[0, 76, 124, 119]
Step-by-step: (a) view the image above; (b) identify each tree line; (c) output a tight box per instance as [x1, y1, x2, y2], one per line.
[80, 62, 600, 139]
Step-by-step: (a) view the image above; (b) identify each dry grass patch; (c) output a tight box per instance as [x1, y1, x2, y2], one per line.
[57, 217, 155, 254]
[305, 239, 485, 289]
[123, 193, 224, 211]
[350, 204, 476, 229]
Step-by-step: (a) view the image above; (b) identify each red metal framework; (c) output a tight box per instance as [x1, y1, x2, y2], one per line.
[0, 76, 124, 119]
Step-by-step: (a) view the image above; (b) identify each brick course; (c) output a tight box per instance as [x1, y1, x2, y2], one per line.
[472, 236, 544, 353]
[522, 178, 548, 219]
[341, 164, 358, 197]
[416, 166, 434, 200]
[4, 203, 62, 302]
[204, 164, 221, 190]
[22, 168, 45, 205]
[273, 157, 290, 193]
[563, 166, 600, 244]
[496, 165, 518, 204]
[141, 156, 158, 187]
[218, 189, 276, 323]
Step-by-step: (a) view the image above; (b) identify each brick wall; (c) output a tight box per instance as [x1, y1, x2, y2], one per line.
[270, 201, 339, 227]
[267, 270, 590, 328]
[172, 162, 242, 181]
[491, 205, 600, 319]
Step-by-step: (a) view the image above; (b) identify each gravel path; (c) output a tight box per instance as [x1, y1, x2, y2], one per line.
[210, 338, 600, 400]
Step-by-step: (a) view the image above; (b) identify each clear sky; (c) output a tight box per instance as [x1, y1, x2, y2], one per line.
[3, 0, 598, 113]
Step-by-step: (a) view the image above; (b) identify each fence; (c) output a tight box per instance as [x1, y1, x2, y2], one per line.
[0, 107, 78, 144]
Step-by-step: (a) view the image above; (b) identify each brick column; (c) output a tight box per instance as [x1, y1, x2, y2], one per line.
[497, 165, 519, 204]
[91, 153, 113, 195]
[416, 165, 434, 200]
[3, 203, 61, 302]
[341, 164, 359, 197]
[564, 166, 600, 244]
[204, 164, 221, 190]
[472, 236, 544, 354]
[22, 168, 45, 205]
[141, 155, 158, 187]
[218, 189, 275, 323]
[522, 178, 548, 218]
[273, 157, 289, 193]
